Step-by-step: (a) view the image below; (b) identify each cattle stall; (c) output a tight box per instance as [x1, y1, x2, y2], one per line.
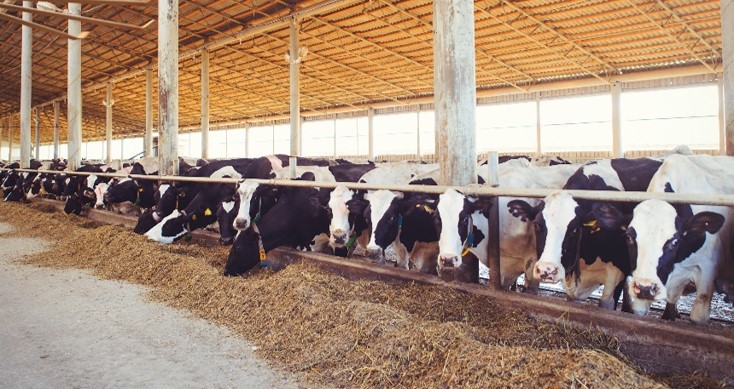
[8, 165, 734, 383]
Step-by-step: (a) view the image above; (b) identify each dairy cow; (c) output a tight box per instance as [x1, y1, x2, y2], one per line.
[616, 155, 734, 323]
[507, 158, 663, 309]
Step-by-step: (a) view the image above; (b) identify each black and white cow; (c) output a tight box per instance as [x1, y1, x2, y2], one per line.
[224, 172, 332, 275]
[62, 164, 116, 214]
[507, 158, 664, 309]
[619, 155, 734, 323]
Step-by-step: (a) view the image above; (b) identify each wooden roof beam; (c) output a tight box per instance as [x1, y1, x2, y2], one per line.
[653, 0, 720, 57]
[475, 5, 610, 84]
[0, 3, 154, 30]
[624, 0, 717, 73]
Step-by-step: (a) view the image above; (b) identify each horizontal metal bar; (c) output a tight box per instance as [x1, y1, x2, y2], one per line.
[0, 12, 90, 40]
[0, 3, 155, 30]
[7, 167, 734, 207]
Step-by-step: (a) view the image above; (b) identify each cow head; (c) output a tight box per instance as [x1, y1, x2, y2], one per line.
[328, 185, 368, 250]
[105, 178, 138, 204]
[435, 189, 490, 272]
[363, 190, 404, 258]
[93, 182, 109, 209]
[133, 183, 181, 234]
[508, 191, 587, 284]
[144, 209, 189, 244]
[626, 199, 724, 305]
[232, 181, 279, 231]
[217, 195, 240, 245]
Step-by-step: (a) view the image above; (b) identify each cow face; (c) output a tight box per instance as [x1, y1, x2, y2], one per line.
[217, 196, 240, 245]
[93, 182, 109, 208]
[105, 178, 139, 204]
[364, 190, 403, 257]
[233, 181, 279, 231]
[144, 210, 188, 244]
[435, 189, 489, 271]
[328, 185, 364, 249]
[626, 199, 724, 303]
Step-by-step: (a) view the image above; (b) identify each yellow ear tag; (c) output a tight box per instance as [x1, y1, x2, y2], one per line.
[40, 188, 47, 195]
[138, 188, 143, 192]
[192, 214, 197, 221]
[259, 249, 267, 261]
[424, 205, 433, 212]
[204, 208, 212, 216]
[583, 220, 601, 234]
[461, 247, 470, 257]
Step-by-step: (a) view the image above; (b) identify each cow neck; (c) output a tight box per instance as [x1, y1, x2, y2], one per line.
[251, 222, 268, 266]
[461, 214, 475, 257]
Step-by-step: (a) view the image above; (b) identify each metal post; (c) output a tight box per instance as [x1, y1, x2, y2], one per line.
[722, 0, 734, 155]
[0, 120, 3, 161]
[611, 81, 622, 158]
[244, 125, 249, 157]
[201, 49, 209, 159]
[145, 67, 153, 157]
[720, 77, 726, 155]
[416, 109, 421, 159]
[158, 0, 179, 175]
[7, 117, 12, 161]
[68, 2, 82, 170]
[34, 108, 40, 160]
[535, 93, 542, 157]
[20, 0, 32, 168]
[53, 101, 60, 159]
[434, 0, 477, 186]
[487, 151, 501, 290]
[368, 108, 374, 160]
[105, 82, 114, 164]
[332, 118, 337, 158]
[288, 17, 301, 178]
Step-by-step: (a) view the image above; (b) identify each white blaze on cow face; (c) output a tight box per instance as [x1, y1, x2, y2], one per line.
[145, 210, 187, 244]
[233, 181, 260, 231]
[221, 200, 235, 213]
[364, 190, 400, 252]
[534, 191, 579, 284]
[436, 189, 468, 269]
[86, 174, 98, 190]
[328, 185, 354, 248]
[628, 199, 677, 303]
[94, 182, 109, 208]
[158, 183, 171, 198]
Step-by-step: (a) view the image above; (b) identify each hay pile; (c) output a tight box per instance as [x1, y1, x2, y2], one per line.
[0, 201, 709, 388]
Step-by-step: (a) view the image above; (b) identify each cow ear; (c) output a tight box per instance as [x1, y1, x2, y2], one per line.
[682, 211, 725, 237]
[592, 203, 630, 231]
[507, 199, 542, 222]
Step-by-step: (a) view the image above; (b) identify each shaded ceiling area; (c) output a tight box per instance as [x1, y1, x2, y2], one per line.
[0, 0, 723, 144]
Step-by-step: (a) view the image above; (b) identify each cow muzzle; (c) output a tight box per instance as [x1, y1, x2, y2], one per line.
[365, 246, 383, 259]
[632, 280, 660, 300]
[233, 217, 249, 231]
[330, 230, 348, 247]
[534, 262, 561, 283]
[437, 254, 460, 269]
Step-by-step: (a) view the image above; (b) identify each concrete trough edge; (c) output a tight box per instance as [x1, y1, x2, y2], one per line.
[31, 198, 734, 381]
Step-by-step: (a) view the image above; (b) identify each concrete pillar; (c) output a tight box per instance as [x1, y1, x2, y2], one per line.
[332, 118, 337, 158]
[34, 109, 40, 160]
[7, 117, 12, 161]
[105, 82, 114, 163]
[611, 82, 623, 158]
[53, 101, 60, 159]
[434, 0, 477, 186]
[244, 125, 249, 158]
[20, 0, 32, 168]
[200, 50, 209, 159]
[416, 109, 421, 158]
[145, 68, 153, 157]
[535, 94, 542, 156]
[720, 77, 726, 155]
[289, 17, 301, 178]
[367, 108, 375, 160]
[723, 0, 734, 155]
[720, 0, 734, 155]
[67, 3, 82, 170]
[158, 0, 179, 175]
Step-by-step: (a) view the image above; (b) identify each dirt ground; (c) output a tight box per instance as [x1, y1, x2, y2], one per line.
[0, 222, 304, 388]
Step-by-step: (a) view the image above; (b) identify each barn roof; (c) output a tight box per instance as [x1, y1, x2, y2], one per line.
[0, 0, 723, 143]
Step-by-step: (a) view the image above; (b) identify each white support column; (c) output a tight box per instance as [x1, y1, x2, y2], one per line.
[535, 93, 542, 156]
[611, 82, 622, 158]
[34, 108, 40, 160]
[200, 49, 209, 159]
[158, 0, 179, 175]
[434, 0, 477, 186]
[244, 125, 249, 158]
[332, 118, 337, 158]
[145, 68, 153, 157]
[53, 101, 60, 159]
[20, 0, 32, 168]
[288, 17, 301, 178]
[720, 76, 726, 155]
[416, 109, 421, 159]
[7, 117, 12, 161]
[105, 82, 114, 164]
[68, 3, 82, 170]
[723, 0, 734, 155]
[367, 108, 375, 161]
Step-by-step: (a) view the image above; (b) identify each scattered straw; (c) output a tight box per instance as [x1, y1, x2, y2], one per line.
[0, 201, 689, 388]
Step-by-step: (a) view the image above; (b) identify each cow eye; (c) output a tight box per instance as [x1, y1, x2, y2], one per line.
[625, 234, 635, 246]
[669, 238, 679, 248]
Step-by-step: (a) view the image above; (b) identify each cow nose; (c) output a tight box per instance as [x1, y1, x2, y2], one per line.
[331, 230, 347, 246]
[534, 262, 560, 283]
[233, 217, 248, 230]
[438, 254, 458, 268]
[632, 280, 660, 300]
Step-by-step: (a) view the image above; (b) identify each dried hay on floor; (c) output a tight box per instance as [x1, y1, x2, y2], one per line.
[0, 201, 696, 388]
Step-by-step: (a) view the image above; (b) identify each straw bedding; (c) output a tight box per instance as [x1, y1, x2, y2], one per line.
[0, 201, 724, 388]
